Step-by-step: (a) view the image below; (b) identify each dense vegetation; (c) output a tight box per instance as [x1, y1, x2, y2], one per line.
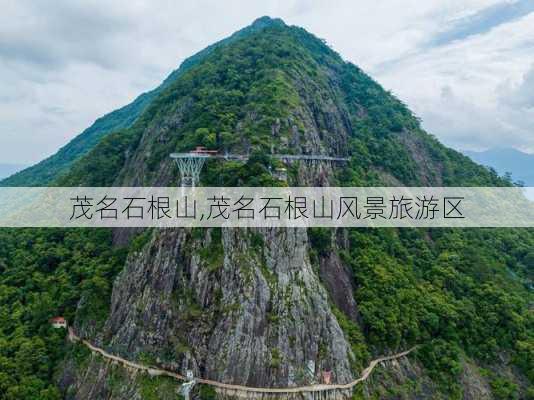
[0, 17, 286, 188]
[342, 228, 533, 397]
[55, 17, 506, 190]
[0, 229, 126, 399]
[0, 91, 155, 187]
[0, 16, 532, 400]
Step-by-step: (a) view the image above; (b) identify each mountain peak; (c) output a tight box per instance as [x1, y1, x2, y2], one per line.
[250, 16, 286, 29]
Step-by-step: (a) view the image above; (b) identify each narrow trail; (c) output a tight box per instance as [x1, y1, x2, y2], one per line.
[68, 328, 416, 394]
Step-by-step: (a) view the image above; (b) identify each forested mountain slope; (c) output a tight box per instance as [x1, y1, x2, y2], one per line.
[0, 17, 285, 187]
[0, 17, 532, 400]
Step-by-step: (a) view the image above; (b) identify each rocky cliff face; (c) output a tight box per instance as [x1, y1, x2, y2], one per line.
[59, 17, 532, 400]
[68, 226, 356, 393]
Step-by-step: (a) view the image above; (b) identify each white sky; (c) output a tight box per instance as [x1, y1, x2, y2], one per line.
[1, 0, 533, 164]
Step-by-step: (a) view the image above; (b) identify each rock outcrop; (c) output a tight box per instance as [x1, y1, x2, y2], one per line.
[58, 16, 531, 400]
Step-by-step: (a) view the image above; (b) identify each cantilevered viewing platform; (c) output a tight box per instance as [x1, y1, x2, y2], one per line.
[170, 146, 350, 186]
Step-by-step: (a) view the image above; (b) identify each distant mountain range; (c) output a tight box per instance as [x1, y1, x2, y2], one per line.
[0, 163, 27, 180]
[463, 148, 534, 186]
[1, 16, 532, 399]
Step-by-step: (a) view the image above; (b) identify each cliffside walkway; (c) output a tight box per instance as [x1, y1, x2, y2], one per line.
[68, 328, 416, 396]
[170, 152, 350, 163]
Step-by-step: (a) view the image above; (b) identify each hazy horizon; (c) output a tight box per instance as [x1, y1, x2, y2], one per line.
[1, 1, 534, 164]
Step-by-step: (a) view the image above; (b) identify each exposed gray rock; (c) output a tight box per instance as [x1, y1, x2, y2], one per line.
[67, 226, 357, 399]
[362, 357, 438, 399]
[318, 251, 359, 322]
[460, 361, 493, 400]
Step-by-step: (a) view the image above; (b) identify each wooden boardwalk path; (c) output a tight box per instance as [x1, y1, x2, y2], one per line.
[68, 328, 416, 395]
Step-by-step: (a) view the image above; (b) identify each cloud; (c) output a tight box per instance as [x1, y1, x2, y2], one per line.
[0, 0, 533, 164]
[426, 0, 534, 48]
[375, 9, 534, 153]
[500, 64, 534, 108]
[412, 82, 534, 152]
[0, 1, 131, 71]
